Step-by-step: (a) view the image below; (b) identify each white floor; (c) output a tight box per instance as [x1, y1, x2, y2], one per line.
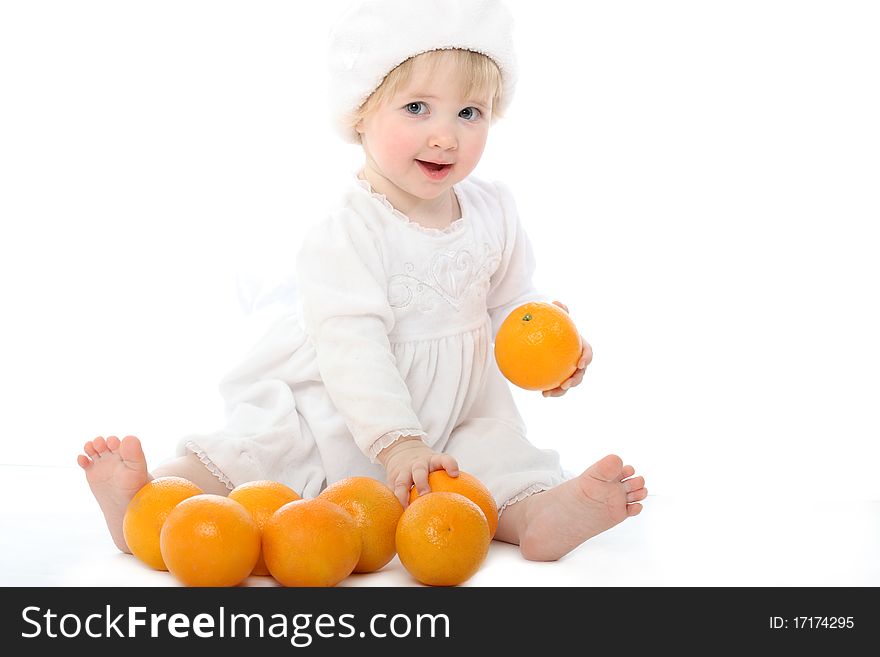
[1, 464, 878, 587]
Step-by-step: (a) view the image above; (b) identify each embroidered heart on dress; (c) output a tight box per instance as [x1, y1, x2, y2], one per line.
[431, 250, 476, 303]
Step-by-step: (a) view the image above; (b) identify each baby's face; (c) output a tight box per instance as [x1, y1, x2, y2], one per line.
[356, 57, 492, 202]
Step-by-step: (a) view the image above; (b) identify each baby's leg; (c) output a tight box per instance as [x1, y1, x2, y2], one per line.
[76, 436, 229, 553]
[496, 454, 647, 562]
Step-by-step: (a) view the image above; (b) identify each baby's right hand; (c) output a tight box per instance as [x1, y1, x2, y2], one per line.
[377, 436, 459, 508]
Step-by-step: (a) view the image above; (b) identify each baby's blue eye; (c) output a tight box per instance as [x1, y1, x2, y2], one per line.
[405, 102, 428, 115]
[460, 107, 482, 121]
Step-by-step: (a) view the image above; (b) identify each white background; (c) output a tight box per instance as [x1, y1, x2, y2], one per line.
[1, 0, 878, 584]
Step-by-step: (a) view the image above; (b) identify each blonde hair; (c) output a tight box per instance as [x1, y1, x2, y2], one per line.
[349, 49, 503, 139]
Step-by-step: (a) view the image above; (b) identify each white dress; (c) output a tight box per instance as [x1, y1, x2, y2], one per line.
[177, 173, 568, 514]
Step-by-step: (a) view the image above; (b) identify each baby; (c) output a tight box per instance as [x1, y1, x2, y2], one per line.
[77, 0, 646, 564]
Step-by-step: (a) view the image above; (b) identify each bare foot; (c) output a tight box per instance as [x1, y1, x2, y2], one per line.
[517, 454, 647, 561]
[77, 435, 152, 553]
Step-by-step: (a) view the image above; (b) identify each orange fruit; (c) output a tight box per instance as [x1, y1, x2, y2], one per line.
[159, 494, 261, 587]
[319, 476, 404, 573]
[396, 492, 490, 586]
[409, 470, 498, 538]
[228, 480, 301, 576]
[122, 476, 203, 570]
[262, 499, 362, 587]
[494, 301, 581, 390]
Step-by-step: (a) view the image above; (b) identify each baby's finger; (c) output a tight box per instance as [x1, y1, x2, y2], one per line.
[561, 369, 584, 391]
[411, 463, 431, 496]
[431, 454, 459, 477]
[542, 387, 566, 397]
[393, 480, 411, 508]
[552, 300, 569, 313]
[579, 338, 593, 369]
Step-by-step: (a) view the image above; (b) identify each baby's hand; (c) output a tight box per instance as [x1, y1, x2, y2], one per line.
[377, 436, 459, 507]
[543, 300, 593, 398]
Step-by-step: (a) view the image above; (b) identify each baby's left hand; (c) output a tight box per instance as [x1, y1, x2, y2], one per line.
[542, 300, 592, 398]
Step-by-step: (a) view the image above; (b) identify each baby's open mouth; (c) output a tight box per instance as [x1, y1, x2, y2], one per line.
[416, 160, 451, 172]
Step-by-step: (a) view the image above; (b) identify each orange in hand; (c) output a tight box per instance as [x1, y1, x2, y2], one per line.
[494, 301, 581, 391]
[396, 492, 490, 586]
[409, 470, 498, 538]
[159, 494, 261, 587]
[262, 499, 362, 587]
[318, 476, 403, 573]
[122, 476, 203, 570]
[229, 480, 301, 576]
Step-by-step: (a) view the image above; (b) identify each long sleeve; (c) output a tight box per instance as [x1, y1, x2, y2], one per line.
[295, 210, 425, 458]
[487, 181, 550, 340]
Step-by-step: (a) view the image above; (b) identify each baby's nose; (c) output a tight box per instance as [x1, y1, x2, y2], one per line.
[428, 131, 457, 150]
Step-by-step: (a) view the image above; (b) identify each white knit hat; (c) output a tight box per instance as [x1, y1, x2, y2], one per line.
[327, 0, 517, 143]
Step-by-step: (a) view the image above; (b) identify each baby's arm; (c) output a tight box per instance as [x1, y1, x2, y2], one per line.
[377, 437, 459, 507]
[297, 216, 430, 465]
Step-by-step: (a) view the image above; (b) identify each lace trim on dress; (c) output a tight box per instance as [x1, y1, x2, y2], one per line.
[498, 483, 550, 516]
[184, 440, 235, 491]
[354, 175, 467, 237]
[367, 429, 429, 464]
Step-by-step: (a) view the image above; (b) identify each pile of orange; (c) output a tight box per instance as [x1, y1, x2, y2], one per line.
[123, 469, 498, 587]
[494, 301, 581, 391]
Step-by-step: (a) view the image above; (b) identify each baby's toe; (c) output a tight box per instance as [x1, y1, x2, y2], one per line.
[119, 435, 145, 462]
[627, 488, 648, 503]
[589, 454, 624, 481]
[623, 476, 645, 492]
[84, 440, 99, 459]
